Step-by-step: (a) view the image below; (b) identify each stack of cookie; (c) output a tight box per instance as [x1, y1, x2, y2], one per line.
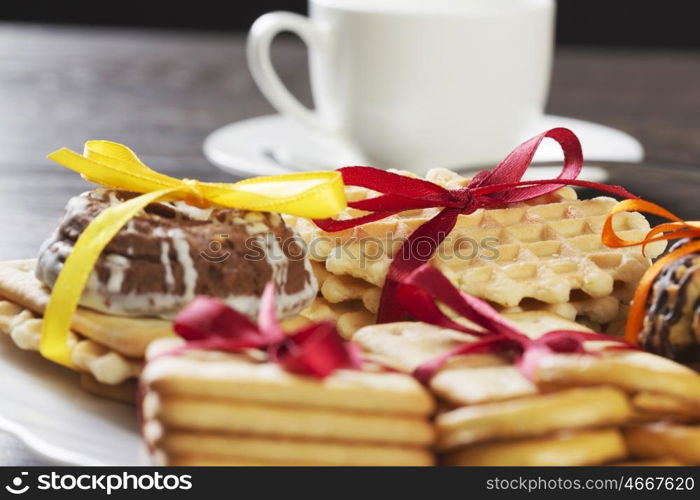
[141, 338, 436, 466]
[351, 312, 700, 465]
[286, 169, 665, 337]
[0, 260, 168, 402]
[282, 261, 379, 339]
[0, 189, 319, 401]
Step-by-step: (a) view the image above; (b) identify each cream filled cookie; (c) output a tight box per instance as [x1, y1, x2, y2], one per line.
[36, 189, 317, 319]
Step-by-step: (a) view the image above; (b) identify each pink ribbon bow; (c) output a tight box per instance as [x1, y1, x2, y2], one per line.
[314, 128, 637, 323]
[169, 283, 362, 378]
[396, 264, 636, 383]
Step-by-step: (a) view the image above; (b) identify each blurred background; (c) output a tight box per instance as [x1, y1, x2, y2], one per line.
[1, 0, 699, 165]
[1, 0, 699, 167]
[1, 0, 698, 47]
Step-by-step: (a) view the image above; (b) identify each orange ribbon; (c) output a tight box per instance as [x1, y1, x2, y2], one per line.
[602, 199, 700, 344]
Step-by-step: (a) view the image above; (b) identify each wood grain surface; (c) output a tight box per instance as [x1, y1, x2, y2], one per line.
[1, 22, 699, 465]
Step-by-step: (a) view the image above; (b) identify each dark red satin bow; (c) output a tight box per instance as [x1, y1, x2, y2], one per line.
[396, 264, 636, 383]
[168, 283, 362, 378]
[314, 128, 637, 323]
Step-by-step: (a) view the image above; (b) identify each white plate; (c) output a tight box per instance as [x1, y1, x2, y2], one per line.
[0, 335, 146, 465]
[203, 114, 644, 178]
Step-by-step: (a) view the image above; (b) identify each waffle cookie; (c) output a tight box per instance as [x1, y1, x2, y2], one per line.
[290, 296, 376, 340]
[0, 259, 173, 400]
[141, 338, 435, 466]
[313, 261, 629, 336]
[351, 311, 700, 465]
[288, 168, 664, 330]
[312, 261, 382, 313]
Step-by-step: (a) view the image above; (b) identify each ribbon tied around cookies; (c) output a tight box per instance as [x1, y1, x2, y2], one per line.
[163, 282, 362, 378]
[602, 199, 700, 344]
[41, 141, 347, 367]
[314, 128, 638, 323]
[397, 264, 636, 383]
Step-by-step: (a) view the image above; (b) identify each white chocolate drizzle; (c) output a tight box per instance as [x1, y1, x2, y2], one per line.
[36, 190, 317, 320]
[160, 240, 174, 290]
[168, 228, 197, 302]
[104, 254, 129, 294]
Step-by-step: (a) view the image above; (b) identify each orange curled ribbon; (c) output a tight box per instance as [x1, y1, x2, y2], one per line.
[602, 199, 700, 344]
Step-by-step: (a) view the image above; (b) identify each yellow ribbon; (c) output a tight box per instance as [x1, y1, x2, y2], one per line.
[41, 140, 346, 367]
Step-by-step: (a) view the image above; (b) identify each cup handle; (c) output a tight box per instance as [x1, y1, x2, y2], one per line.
[247, 12, 336, 136]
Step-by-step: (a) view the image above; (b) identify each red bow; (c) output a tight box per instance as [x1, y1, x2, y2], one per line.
[314, 128, 637, 323]
[396, 265, 636, 383]
[168, 283, 362, 378]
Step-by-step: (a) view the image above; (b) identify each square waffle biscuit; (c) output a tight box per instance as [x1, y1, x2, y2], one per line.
[314, 260, 628, 334]
[313, 261, 382, 314]
[279, 261, 376, 339]
[283, 296, 376, 340]
[287, 169, 665, 329]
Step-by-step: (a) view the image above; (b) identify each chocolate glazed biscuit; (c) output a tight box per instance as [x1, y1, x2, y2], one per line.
[36, 189, 317, 319]
[641, 239, 700, 368]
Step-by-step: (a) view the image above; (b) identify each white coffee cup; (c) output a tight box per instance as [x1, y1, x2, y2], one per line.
[247, 0, 555, 173]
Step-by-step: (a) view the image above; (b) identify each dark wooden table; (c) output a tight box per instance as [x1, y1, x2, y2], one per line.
[2, 22, 700, 465]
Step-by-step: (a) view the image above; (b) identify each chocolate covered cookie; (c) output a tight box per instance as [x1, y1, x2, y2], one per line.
[36, 189, 317, 319]
[640, 240, 700, 368]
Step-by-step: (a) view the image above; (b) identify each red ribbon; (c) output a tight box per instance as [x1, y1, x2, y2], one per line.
[396, 264, 636, 383]
[314, 128, 637, 323]
[167, 283, 362, 378]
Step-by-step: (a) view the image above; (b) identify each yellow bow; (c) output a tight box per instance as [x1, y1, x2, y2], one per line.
[41, 140, 346, 367]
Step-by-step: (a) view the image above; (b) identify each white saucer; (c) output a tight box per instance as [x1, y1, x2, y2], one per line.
[204, 114, 644, 178]
[0, 335, 146, 465]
